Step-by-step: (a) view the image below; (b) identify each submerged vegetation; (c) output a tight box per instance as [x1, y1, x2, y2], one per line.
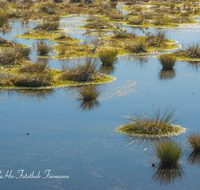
[115, 106, 185, 137]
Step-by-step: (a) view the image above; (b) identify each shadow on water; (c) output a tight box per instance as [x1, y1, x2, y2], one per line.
[187, 151, 200, 166]
[151, 163, 184, 187]
[158, 69, 176, 81]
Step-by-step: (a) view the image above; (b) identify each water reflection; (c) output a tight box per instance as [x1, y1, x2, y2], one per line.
[99, 65, 115, 75]
[151, 163, 184, 187]
[78, 100, 100, 111]
[187, 151, 200, 166]
[158, 69, 176, 80]
[187, 61, 200, 71]
[0, 89, 54, 100]
[125, 135, 168, 149]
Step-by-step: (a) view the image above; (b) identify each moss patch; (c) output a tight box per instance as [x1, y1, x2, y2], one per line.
[14, 31, 60, 39]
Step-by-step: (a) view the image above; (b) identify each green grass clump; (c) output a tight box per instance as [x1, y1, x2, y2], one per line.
[158, 55, 176, 71]
[145, 32, 167, 47]
[0, 48, 30, 65]
[78, 85, 100, 101]
[14, 74, 53, 87]
[36, 41, 51, 56]
[34, 19, 59, 31]
[99, 49, 118, 67]
[125, 41, 147, 53]
[61, 58, 99, 82]
[19, 61, 49, 73]
[187, 133, 200, 153]
[116, 106, 185, 136]
[152, 139, 183, 167]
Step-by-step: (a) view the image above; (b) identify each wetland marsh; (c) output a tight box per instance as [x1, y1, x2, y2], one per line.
[0, 0, 200, 189]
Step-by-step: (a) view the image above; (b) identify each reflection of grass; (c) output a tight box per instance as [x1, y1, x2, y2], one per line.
[116, 106, 185, 136]
[187, 150, 200, 166]
[158, 69, 176, 80]
[79, 100, 100, 111]
[152, 163, 184, 187]
[187, 133, 200, 153]
[152, 139, 183, 167]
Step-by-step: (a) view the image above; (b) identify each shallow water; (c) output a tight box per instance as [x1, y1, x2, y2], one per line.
[0, 15, 200, 190]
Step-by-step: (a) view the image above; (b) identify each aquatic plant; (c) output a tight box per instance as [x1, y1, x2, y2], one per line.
[0, 48, 30, 65]
[78, 85, 100, 101]
[99, 49, 118, 67]
[152, 139, 183, 167]
[61, 58, 98, 82]
[36, 41, 51, 56]
[125, 41, 147, 53]
[186, 44, 200, 58]
[158, 55, 176, 71]
[19, 61, 49, 73]
[116, 106, 185, 136]
[187, 133, 200, 153]
[34, 18, 59, 31]
[187, 150, 200, 166]
[0, 12, 8, 28]
[14, 74, 53, 87]
[145, 32, 167, 47]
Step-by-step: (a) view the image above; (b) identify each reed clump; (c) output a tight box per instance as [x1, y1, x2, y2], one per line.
[187, 133, 200, 153]
[36, 41, 51, 56]
[78, 85, 100, 101]
[152, 139, 183, 167]
[61, 58, 99, 82]
[14, 74, 53, 87]
[99, 49, 118, 67]
[158, 55, 176, 71]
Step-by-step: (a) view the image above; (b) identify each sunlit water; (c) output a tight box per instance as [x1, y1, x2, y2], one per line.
[0, 14, 200, 190]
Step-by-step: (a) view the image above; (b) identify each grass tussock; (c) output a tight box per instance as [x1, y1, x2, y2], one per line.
[158, 55, 176, 71]
[125, 41, 147, 53]
[19, 61, 49, 73]
[0, 48, 30, 65]
[34, 17, 59, 31]
[14, 74, 53, 87]
[61, 58, 99, 82]
[78, 85, 100, 101]
[187, 133, 200, 153]
[113, 29, 136, 39]
[152, 139, 183, 167]
[117, 106, 183, 136]
[186, 44, 200, 58]
[99, 49, 118, 67]
[145, 32, 167, 47]
[36, 41, 51, 56]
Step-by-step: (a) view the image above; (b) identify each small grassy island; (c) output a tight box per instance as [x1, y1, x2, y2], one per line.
[115, 106, 186, 137]
[14, 31, 60, 39]
[0, 50, 115, 89]
[159, 43, 200, 61]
